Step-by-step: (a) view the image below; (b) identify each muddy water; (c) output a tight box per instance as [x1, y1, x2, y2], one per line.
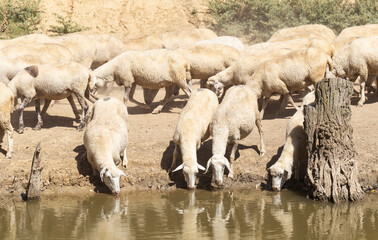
[0, 190, 377, 239]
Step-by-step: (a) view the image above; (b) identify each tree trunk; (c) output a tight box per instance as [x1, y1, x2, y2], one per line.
[25, 142, 43, 200]
[303, 78, 364, 203]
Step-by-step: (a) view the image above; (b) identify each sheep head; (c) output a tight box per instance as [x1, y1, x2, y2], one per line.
[205, 154, 232, 186]
[172, 162, 205, 190]
[206, 78, 224, 97]
[100, 167, 126, 195]
[268, 164, 289, 191]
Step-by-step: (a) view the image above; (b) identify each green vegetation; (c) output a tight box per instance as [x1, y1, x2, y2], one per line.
[48, 14, 88, 35]
[0, 0, 41, 39]
[208, 0, 378, 42]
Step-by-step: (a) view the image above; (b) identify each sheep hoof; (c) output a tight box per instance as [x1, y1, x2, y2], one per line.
[152, 108, 162, 114]
[260, 151, 266, 157]
[76, 125, 85, 131]
[228, 173, 234, 179]
[18, 128, 24, 134]
[33, 125, 42, 131]
[140, 104, 151, 110]
[5, 153, 11, 159]
[357, 102, 364, 107]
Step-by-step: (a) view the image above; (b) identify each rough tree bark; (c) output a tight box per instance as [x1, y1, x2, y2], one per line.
[303, 78, 364, 203]
[25, 142, 43, 200]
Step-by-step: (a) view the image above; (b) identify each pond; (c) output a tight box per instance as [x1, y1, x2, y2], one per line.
[0, 190, 377, 239]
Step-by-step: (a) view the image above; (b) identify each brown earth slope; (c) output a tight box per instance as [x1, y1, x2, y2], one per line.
[38, 0, 211, 39]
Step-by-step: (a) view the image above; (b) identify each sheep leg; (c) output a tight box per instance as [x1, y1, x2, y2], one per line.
[75, 93, 88, 131]
[277, 94, 289, 115]
[357, 81, 366, 107]
[152, 86, 173, 114]
[228, 142, 238, 179]
[260, 96, 270, 118]
[67, 95, 81, 122]
[122, 148, 128, 168]
[200, 79, 207, 88]
[34, 99, 43, 131]
[18, 97, 32, 134]
[40, 99, 51, 117]
[127, 84, 151, 109]
[287, 93, 300, 111]
[169, 143, 179, 173]
[255, 119, 266, 156]
[5, 129, 13, 159]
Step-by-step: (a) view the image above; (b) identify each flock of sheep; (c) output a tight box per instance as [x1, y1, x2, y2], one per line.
[0, 24, 377, 195]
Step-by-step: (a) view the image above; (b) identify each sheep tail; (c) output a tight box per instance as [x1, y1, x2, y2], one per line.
[326, 55, 333, 71]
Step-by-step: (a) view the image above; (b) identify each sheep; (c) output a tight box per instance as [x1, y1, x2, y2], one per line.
[93, 49, 192, 114]
[0, 33, 54, 49]
[161, 28, 217, 49]
[54, 34, 97, 68]
[142, 44, 241, 105]
[334, 24, 378, 51]
[332, 36, 378, 107]
[83, 97, 128, 195]
[170, 88, 219, 189]
[0, 43, 73, 64]
[7, 62, 95, 133]
[123, 34, 163, 51]
[268, 24, 336, 43]
[268, 91, 315, 191]
[87, 34, 126, 69]
[208, 38, 334, 111]
[194, 36, 245, 52]
[205, 85, 265, 186]
[246, 47, 333, 117]
[207, 47, 294, 96]
[0, 56, 44, 85]
[0, 82, 14, 159]
[243, 37, 335, 58]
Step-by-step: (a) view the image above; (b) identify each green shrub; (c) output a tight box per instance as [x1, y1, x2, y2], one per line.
[0, 0, 41, 39]
[48, 14, 89, 35]
[208, 0, 378, 43]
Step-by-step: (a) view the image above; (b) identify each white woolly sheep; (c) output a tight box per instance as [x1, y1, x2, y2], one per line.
[54, 34, 97, 68]
[162, 28, 217, 49]
[0, 56, 44, 85]
[268, 91, 315, 191]
[170, 88, 219, 189]
[268, 24, 336, 43]
[334, 24, 378, 51]
[84, 97, 128, 195]
[123, 34, 163, 51]
[244, 37, 335, 58]
[143, 44, 241, 105]
[246, 47, 332, 117]
[0, 82, 14, 159]
[87, 34, 126, 69]
[194, 36, 245, 52]
[0, 43, 73, 64]
[206, 85, 265, 186]
[332, 36, 378, 106]
[0, 33, 54, 49]
[93, 49, 192, 114]
[8, 62, 95, 133]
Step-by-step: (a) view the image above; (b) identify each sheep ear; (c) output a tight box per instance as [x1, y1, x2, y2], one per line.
[224, 160, 233, 175]
[24, 65, 39, 78]
[100, 167, 108, 182]
[204, 159, 212, 174]
[172, 163, 183, 173]
[197, 163, 205, 171]
[118, 169, 126, 177]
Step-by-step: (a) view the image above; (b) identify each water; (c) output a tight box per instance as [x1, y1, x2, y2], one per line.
[0, 190, 377, 240]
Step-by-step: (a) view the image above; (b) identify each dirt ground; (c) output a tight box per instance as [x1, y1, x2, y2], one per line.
[0, 82, 377, 198]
